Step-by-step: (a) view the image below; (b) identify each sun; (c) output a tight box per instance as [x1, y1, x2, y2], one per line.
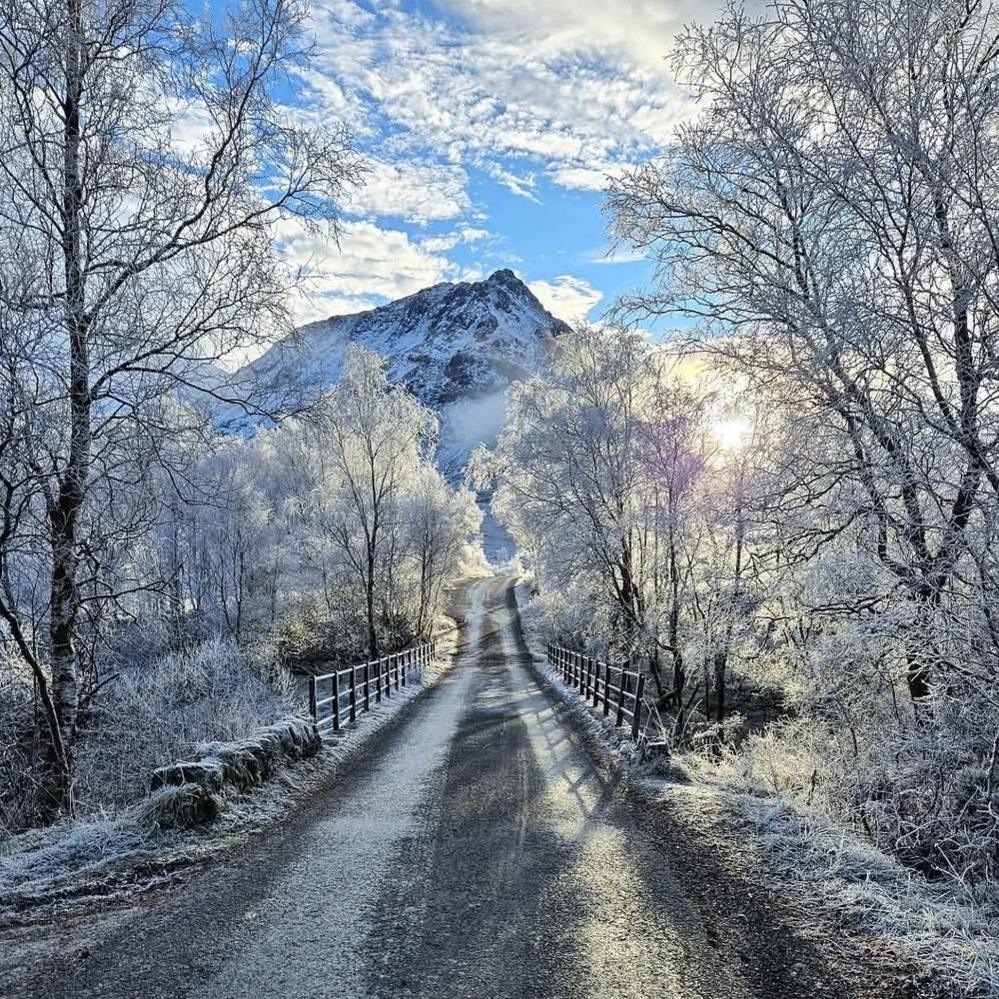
[712, 417, 752, 452]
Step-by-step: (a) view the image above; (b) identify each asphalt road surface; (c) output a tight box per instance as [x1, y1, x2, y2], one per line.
[18, 576, 893, 999]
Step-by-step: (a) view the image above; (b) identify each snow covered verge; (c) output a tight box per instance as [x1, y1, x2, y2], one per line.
[0, 633, 458, 929]
[512, 582, 999, 999]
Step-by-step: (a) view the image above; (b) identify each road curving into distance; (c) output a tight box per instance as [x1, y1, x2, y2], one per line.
[15, 576, 896, 999]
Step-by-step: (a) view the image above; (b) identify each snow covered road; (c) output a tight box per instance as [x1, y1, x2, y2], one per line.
[17, 577, 883, 999]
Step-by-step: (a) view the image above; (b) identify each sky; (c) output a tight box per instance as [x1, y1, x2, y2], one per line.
[268, 0, 724, 328]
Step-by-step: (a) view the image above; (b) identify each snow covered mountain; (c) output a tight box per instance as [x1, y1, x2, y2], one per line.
[219, 269, 570, 475]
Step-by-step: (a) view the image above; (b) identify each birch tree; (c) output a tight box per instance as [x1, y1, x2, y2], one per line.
[0, 0, 358, 815]
[608, 0, 999, 707]
[307, 348, 438, 659]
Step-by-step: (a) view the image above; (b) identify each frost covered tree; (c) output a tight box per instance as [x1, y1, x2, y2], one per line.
[404, 467, 482, 641]
[608, 0, 999, 708]
[606, 0, 999, 883]
[476, 328, 655, 664]
[304, 347, 438, 659]
[0, 0, 358, 815]
[477, 327, 753, 717]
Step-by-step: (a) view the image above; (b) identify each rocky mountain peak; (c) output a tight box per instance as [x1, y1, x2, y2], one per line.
[218, 270, 571, 474]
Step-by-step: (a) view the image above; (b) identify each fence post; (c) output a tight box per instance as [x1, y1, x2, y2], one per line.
[364, 661, 371, 712]
[332, 672, 341, 732]
[616, 669, 626, 727]
[349, 664, 357, 723]
[591, 657, 600, 708]
[631, 673, 646, 741]
[309, 675, 317, 723]
[602, 661, 611, 716]
[384, 657, 390, 698]
[402, 649, 408, 687]
[394, 653, 400, 690]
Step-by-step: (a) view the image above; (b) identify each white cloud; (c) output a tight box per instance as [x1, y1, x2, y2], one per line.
[547, 162, 628, 192]
[435, 0, 710, 76]
[305, 1, 704, 197]
[418, 226, 493, 253]
[275, 218, 473, 324]
[585, 245, 647, 265]
[163, 98, 219, 155]
[529, 275, 603, 324]
[488, 164, 540, 202]
[345, 158, 470, 223]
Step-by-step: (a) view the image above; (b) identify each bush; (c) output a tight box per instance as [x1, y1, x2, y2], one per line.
[688, 674, 999, 899]
[74, 637, 295, 815]
[0, 655, 40, 839]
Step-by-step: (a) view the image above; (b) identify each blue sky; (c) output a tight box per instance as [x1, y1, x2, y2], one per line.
[258, 0, 724, 328]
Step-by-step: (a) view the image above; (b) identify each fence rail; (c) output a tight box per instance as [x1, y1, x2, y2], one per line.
[308, 642, 437, 737]
[546, 644, 647, 742]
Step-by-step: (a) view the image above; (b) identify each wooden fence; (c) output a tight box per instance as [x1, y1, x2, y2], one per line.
[546, 644, 647, 742]
[308, 642, 437, 738]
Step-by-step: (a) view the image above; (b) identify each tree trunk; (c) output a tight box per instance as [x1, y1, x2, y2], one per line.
[671, 646, 686, 736]
[366, 548, 378, 659]
[647, 646, 666, 699]
[168, 500, 184, 643]
[45, 528, 80, 817]
[905, 587, 938, 707]
[713, 650, 727, 724]
[40, 0, 90, 819]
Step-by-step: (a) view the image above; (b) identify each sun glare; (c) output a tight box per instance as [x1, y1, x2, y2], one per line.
[712, 417, 752, 452]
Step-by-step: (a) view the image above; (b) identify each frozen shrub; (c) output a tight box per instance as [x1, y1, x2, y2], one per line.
[74, 637, 295, 815]
[0, 654, 40, 838]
